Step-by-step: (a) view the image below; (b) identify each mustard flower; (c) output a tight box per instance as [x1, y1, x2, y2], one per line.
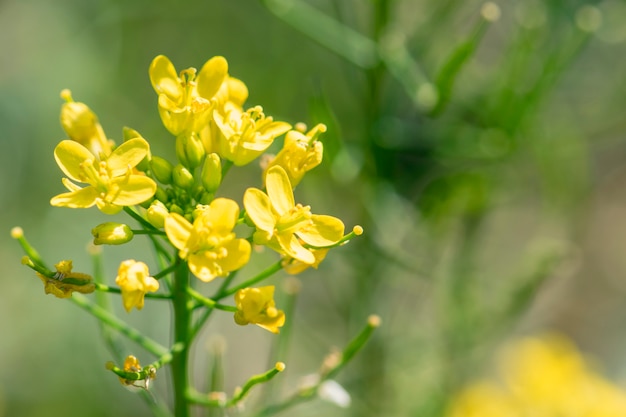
[446, 335, 626, 417]
[50, 138, 157, 214]
[266, 123, 326, 187]
[164, 198, 251, 282]
[234, 286, 285, 334]
[59, 89, 113, 158]
[149, 55, 228, 135]
[244, 166, 344, 265]
[213, 106, 291, 166]
[200, 76, 249, 154]
[36, 260, 95, 299]
[115, 260, 159, 312]
[117, 355, 156, 390]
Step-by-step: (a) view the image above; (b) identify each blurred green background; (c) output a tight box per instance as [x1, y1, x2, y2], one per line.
[4, 0, 626, 415]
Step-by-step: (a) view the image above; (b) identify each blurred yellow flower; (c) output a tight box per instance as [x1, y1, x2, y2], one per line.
[115, 260, 159, 312]
[149, 55, 228, 135]
[60, 89, 113, 158]
[446, 334, 626, 417]
[266, 123, 325, 187]
[234, 286, 285, 334]
[244, 166, 344, 265]
[213, 105, 291, 166]
[164, 198, 251, 282]
[36, 260, 95, 299]
[50, 138, 157, 214]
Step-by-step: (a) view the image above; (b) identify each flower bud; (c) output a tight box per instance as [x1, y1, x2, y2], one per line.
[176, 132, 206, 170]
[201, 153, 222, 193]
[92, 222, 134, 245]
[60, 89, 112, 157]
[172, 164, 195, 190]
[147, 201, 169, 228]
[150, 156, 173, 184]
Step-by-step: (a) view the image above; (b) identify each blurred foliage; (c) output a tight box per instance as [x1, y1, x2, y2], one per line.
[4, 0, 626, 416]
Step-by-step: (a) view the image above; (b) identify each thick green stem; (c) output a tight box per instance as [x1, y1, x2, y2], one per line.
[172, 259, 191, 417]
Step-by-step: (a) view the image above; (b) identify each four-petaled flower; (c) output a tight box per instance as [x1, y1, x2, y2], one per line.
[149, 55, 228, 136]
[244, 165, 344, 265]
[164, 198, 251, 282]
[115, 260, 159, 312]
[266, 123, 326, 187]
[234, 286, 285, 334]
[50, 138, 157, 214]
[213, 106, 291, 166]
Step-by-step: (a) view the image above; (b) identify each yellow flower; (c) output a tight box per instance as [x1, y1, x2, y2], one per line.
[234, 286, 285, 334]
[282, 248, 329, 275]
[50, 138, 157, 214]
[266, 123, 326, 186]
[36, 260, 95, 299]
[59, 89, 113, 158]
[244, 166, 344, 264]
[164, 198, 251, 282]
[117, 355, 156, 390]
[213, 106, 291, 166]
[115, 260, 159, 312]
[446, 335, 626, 417]
[149, 55, 228, 135]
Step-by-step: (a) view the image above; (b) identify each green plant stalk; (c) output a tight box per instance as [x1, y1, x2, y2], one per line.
[71, 293, 168, 357]
[171, 258, 191, 417]
[254, 316, 380, 417]
[221, 261, 283, 297]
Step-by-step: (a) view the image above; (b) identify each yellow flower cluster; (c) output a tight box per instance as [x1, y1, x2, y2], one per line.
[44, 54, 360, 333]
[446, 335, 626, 417]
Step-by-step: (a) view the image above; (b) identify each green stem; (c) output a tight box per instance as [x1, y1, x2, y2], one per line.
[124, 206, 157, 230]
[71, 293, 168, 357]
[131, 229, 167, 236]
[189, 271, 238, 339]
[171, 258, 191, 417]
[221, 261, 283, 297]
[94, 283, 173, 299]
[187, 287, 238, 312]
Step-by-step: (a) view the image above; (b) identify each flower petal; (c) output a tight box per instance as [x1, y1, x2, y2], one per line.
[50, 186, 98, 208]
[226, 77, 248, 106]
[298, 215, 345, 247]
[107, 138, 150, 177]
[109, 176, 156, 206]
[164, 213, 193, 251]
[54, 140, 95, 182]
[149, 55, 182, 102]
[205, 198, 240, 235]
[277, 233, 315, 264]
[188, 253, 221, 282]
[196, 56, 228, 100]
[260, 121, 291, 139]
[265, 166, 294, 215]
[217, 238, 251, 273]
[244, 188, 277, 233]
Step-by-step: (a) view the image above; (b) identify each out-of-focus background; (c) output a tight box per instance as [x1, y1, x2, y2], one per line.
[3, 0, 626, 415]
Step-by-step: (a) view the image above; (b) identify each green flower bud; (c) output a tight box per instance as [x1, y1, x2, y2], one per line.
[154, 186, 169, 203]
[169, 203, 184, 215]
[176, 132, 205, 170]
[151, 156, 173, 184]
[172, 164, 194, 190]
[92, 223, 134, 245]
[147, 201, 169, 228]
[201, 153, 222, 193]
